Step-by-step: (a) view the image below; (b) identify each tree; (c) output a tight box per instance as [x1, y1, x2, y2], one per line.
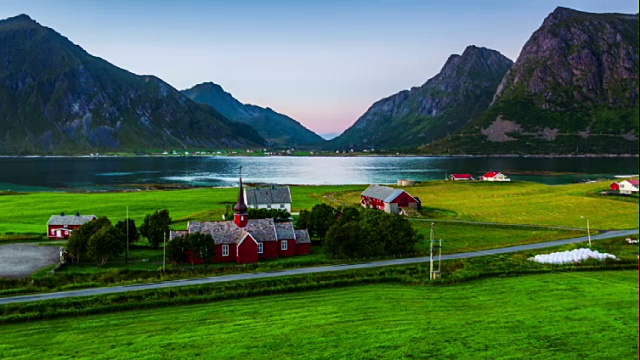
[247, 208, 291, 222]
[306, 203, 338, 239]
[186, 233, 216, 265]
[66, 217, 111, 263]
[87, 225, 124, 266]
[139, 209, 171, 249]
[323, 208, 421, 260]
[324, 222, 363, 259]
[114, 219, 139, 245]
[166, 235, 187, 266]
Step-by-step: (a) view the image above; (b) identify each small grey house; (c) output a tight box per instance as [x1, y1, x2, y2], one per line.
[244, 185, 292, 212]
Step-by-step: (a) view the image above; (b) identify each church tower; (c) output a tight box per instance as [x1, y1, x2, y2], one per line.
[234, 177, 248, 228]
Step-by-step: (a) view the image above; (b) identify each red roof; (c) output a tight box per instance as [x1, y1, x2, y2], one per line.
[482, 172, 500, 178]
[629, 180, 639, 186]
[451, 174, 473, 179]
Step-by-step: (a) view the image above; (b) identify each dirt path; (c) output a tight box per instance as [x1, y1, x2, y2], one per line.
[0, 243, 59, 278]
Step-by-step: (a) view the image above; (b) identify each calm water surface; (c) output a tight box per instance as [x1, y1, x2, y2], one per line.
[0, 156, 637, 191]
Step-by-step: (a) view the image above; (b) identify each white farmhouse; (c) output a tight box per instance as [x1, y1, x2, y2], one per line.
[480, 171, 511, 182]
[244, 185, 292, 212]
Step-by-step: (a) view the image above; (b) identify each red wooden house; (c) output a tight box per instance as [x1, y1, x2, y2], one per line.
[361, 185, 421, 215]
[47, 213, 97, 240]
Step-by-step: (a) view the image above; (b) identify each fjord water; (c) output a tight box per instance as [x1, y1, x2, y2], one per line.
[0, 156, 637, 191]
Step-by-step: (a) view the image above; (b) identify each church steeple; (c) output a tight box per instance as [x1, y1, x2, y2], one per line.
[234, 175, 248, 228]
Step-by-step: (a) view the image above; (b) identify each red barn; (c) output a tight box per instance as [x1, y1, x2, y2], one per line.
[361, 185, 421, 215]
[47, 213, 96, 240]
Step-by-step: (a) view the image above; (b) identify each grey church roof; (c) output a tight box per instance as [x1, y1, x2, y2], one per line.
[361, 185, 407, 203]
[294, 229, 311, 244]
[47, 214, 97, 226]
[244, 186, 291, 205]
[188, 218, 278, 244]
[275, 222, 295, 240]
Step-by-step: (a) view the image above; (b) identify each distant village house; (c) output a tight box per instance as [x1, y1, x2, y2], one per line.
[361, 184, 421, 215]
[449, 174, 474, 181]
[244, 185, 292, 212]
[610, 180, 639, 194]
[480, 172, 511, 182]
[47, 213, 97, 240]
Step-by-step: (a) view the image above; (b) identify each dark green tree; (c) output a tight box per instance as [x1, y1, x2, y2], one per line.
[87, 225, 124, 266]
[66, 217, 111, 263]
[187, 233, 216, 265]
[139, 209, 171, 249]
[115, 219, 140, 245]
[166, 235, 187, 266]
[247, 208, 291, 222]
[306, 203, 338, 239]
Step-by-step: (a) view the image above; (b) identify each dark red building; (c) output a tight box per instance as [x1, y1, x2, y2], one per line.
[361, 185, 421, 214]
[47, 213, 96, 239]
[174, 177, 311, 264]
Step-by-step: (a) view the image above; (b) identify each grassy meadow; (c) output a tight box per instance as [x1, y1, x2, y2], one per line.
[0, 185, 366, 235]
[332, 180, 639, 229]
[0, 270, 636, 359]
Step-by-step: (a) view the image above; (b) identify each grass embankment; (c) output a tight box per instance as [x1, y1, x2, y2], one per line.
[333, 180, 639, 229]
[0, 270, 636, 359]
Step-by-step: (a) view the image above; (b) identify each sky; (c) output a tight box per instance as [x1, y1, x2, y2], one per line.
[1, 1, 638, 135]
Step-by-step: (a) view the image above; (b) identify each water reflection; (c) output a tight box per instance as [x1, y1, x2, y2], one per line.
[0, 156, 637, 191]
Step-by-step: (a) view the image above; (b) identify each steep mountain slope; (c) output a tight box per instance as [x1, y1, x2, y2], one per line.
[182, 82, 324, 147]
[427, 7, 639, 154]
[0, 15, 265, 154]
[327, 46, 513, 149]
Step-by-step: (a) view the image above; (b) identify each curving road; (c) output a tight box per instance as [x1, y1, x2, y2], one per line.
[0, 229, 636, 305]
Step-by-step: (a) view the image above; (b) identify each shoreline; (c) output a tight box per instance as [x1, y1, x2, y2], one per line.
[0, 153, 638, 159]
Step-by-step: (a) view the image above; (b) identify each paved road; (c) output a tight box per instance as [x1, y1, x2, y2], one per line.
[0, 229, 636, 305]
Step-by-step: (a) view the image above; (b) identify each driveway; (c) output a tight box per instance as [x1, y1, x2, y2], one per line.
[0, 243, 59, 278]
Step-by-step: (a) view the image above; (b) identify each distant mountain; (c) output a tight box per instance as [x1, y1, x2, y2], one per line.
[182, 82, 324, 147]
[327, 46, 513, 150]
[0, 15, 265, 154]
[319, 132, 341, 140]
[426, 7, 639, 154]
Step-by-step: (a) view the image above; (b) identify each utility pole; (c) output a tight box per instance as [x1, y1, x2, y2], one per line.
[429, 222, 434, 280]
[438, 238, 442, 275]
[163, 231, 166, 272]
[126, 206, 129, 264]
[581, 216, 591, 247]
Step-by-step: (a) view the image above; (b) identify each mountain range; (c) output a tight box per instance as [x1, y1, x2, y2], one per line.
[327, 46, 514, 149]
[182, 82, 324, 147]
[0, 14, 265, 154]
[332, 7, 638, 154]
[0, 7, 637, 155]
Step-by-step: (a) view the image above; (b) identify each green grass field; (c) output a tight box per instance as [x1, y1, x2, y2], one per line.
[1, 270, 636, 359]
[412, 221, 585, 253]
[0, 185, 365, 234]
[334, 180, 639, 229]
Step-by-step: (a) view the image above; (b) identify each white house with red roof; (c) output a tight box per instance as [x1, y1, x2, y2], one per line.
[449, 174, 474, 181]
[610, 180, 639, 194]
[480, 171, 511, 182]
